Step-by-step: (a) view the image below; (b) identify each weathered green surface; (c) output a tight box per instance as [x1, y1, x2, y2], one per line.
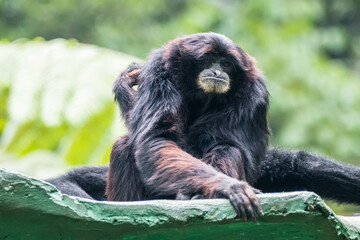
[0, 168, 359, 240]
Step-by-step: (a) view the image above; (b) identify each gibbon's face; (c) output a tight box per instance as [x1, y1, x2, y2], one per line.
[197, 55, 233, 94]
[162, 33, 259, 94]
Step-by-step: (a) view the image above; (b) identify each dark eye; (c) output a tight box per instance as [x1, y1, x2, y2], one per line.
[220, 61, 231, 68]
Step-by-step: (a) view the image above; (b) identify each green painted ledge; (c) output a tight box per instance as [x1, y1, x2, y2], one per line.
[0, 168, 359, 240]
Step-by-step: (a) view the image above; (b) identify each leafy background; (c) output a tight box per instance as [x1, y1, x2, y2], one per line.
[0, 0, 359, 215]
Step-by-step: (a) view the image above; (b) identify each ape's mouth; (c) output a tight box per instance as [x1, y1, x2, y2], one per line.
[202, 77, 228, 84]
[198, 76, 230, 94]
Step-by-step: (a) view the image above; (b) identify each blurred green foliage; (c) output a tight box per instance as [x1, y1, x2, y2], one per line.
[0, 39, 138, 177]
[0, 0, 359, 214]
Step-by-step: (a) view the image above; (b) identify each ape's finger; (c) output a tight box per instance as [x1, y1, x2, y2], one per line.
[244, 187, 263, 217]
[242, 196, 257, 221]
[229, 194, 247, 221]
[253, 188, 263, 194]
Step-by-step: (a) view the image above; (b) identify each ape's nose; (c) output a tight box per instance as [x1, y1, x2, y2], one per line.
[214, 70, 221, 76]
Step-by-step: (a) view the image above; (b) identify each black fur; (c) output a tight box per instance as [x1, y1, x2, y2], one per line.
[256, 148, 360, 204]
[46, 166, 108, 201]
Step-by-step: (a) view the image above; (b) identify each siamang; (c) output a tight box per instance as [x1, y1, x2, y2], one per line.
[47, 33, 360, 221]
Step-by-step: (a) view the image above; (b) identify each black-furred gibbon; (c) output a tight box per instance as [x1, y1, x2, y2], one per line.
[47, 33, 360, 221]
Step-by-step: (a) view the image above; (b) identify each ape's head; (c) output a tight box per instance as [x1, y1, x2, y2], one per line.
[162, 32, 260, 94]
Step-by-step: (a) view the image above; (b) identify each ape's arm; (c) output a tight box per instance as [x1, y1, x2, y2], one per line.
[256, 148, 360, 204]
[202, 145, 246, 180]
[113, 62, 142, 124]
[46, 148, 360, 205]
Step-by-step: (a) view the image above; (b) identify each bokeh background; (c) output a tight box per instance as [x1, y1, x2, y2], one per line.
[0, 0, 359, 215]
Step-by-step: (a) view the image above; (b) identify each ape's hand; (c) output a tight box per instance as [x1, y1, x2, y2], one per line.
[175, 177, 263, 221]
[214, 178, 263, 221]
